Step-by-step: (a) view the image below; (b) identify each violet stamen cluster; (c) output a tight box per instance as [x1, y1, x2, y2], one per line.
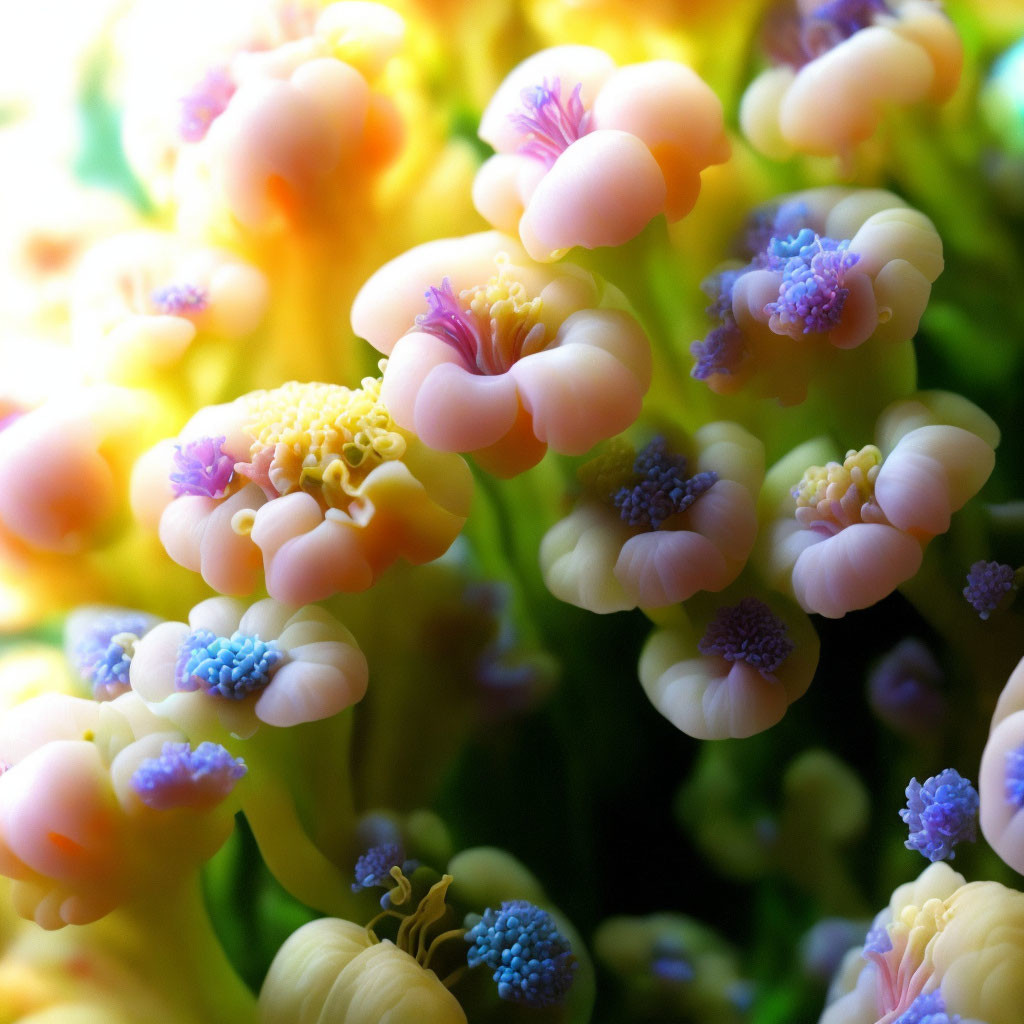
[131, 741, 247, 811]
[963, 560, 1019, 620]
[175, 629, 284, 700]
[72, 611, 155, 700]
[351, 842, 406, 892]
[151, 283, 209, 315]
[892, 990, 961, 1024]
[765, 234, 859, 334]
[900, 769, 979, 862]
[169, 435, 236, 499]
[179, 68, 236, 143]
[697, 598, 794, 676]
[1005, 744, 1024, 809]
[509, 77, 591, 167]
[416, 278, 485, 370]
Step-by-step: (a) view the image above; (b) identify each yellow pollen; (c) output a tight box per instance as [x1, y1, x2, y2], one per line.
[793, 444, 882, 508]
[243, 375, 406, 508]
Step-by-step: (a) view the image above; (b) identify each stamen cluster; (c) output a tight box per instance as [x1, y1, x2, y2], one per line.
[175, 629, 284, 700]
[792, 445, 887, 534]
[900, 769, 979, 862]
[697, 598, 794, 676]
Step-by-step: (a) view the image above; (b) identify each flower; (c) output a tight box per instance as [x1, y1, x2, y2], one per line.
[472, 45, 729, 260]
[740, 0, 963, 161]
[541, 422, 762, 612]
[131, 374, 473, 603]
[70, 231, 267, 389]
[693, 188, 944, 405]
[821, 862, 1024, 1024]
[867, 638, 946, 736]
[759, 393, 998, 618]
[129, 597, 369, 737]
[351, 232, 652, 476]
[900, 769, 979, 862]
[466, 899, 577, 1007]
[0, 692, 243, 928]
[963, 560, 1020, 620]
[638, 591, 819, 740]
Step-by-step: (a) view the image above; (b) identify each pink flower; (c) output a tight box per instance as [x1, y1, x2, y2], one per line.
[351, 232, 652, 477]
[539, 423, 763, 612]
[132, 375, 473, 603]
[473, 45, 729, 261]
[760, 393, 998, 618]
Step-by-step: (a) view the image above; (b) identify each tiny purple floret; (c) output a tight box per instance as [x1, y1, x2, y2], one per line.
[963, 560, 1018, 620]
[151, 283, 209, 315]
[170, 435, 236, 499]
[509, 77, 591, 167]
[415, 278, 483, 370]
[72, 610, 156, 701]
[766, 234, 860, 334]
[802, 0, 893, 60]
[892, 990, 960, 1024]
[698, 597, 794, 676]
[179, 68, 236, 143]
[1005, 744, 1024, 808]
[867, 638, 946, 736]
[131, 740, 246, 810]
[690, 322, 746, 380]
[351, 842, 406, 892]
[900, 769, 978, 862]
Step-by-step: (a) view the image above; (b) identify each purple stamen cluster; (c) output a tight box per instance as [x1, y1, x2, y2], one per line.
[650, 936, 694, 984]
[867, 638, 946, 736]
[900, 769, 978, 862]
[697, 597, 794, 676]
[1005, 744, 1024, 808]
[151, 283, 209, 315]
[351, 842, 405, 892]
[466, 900, 577, 1008]
[690, 322, 746, 380]
[612, 437, 718, 531]
[963, 559, 1019, 619]
[744, 200, 811, 262]
[764, 0, 893, 69]
[862, 923, 893, 958]
[175, 629, 284, 700]
[131, 741, 246, 811]
[510, 77, 591, 167]
[766, 234, 859, 334]
[179, 68, 236, 143]
[169, 435, 236, 499]
[72, 612, 155, 700]
[416, 278, 483, 371]
[893, 990, 961, 1024]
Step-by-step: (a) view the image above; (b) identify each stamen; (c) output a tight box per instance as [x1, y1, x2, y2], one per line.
[170, 435, 236, 499]
[175, 629, 285, 700]
[690, 322, 746, 380]
[509, 78, 591, 167]
[697, 598, 794, 677]
[351, 843, 407, 892]
[72, 611, 156, 701]
[792, 445, 887, 535]
[802, 0, 894, 61]
[900, 768, 978, 862]
[151, 283, 209, 315]
[744, 200, 810, 262]
[963, 560, 1021, 620]
[179, 68, 236, 143]
[891, 990, 960, 1024]
[131, 741, 246, 810]
[765, 233, 860, 334]
[1005, 744, 1024, 809]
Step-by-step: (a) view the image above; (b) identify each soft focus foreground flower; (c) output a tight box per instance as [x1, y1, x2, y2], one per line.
[692, 188, 943, 405]
[130, 596, 368, 736]
[352, 231, 652, 476]
[741, 0, 963, 161]
[821, 862, 1024, 1024]
[472, 45, 729, 261]
[638, 591, 819, 739]
[759, 393, 998, 618]
[0, 692, 244, 928]
[132, 373, 472, 601]
[541, 423, 763, 612]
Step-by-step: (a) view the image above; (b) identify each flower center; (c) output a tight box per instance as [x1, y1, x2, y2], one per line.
[170, 435, 236, 499]
[179, 68, 236, 143]
[697, 598, 794, 676]
[763, 0, 893, 69]
[792, 444, 887, 535]
[238, 375, 406, 508]
[151, 283, 209, 315]
[416, 256, 548, 376]
[131, 741, 247, 810]
[73, 613, 154, 701]
[1006, 745, 1024, 809]
[175, 629, 284, 700]
[509, 77, 591, 167]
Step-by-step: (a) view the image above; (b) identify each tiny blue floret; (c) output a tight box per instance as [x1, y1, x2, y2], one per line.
[175, 629, 284, 699]
[72, 611, 155, 701]
[900, 769, 979, 862]
[690, 322, 746, 380]
[1005, 744, 1024, 809]
[697, 598, 794, 676]
[351, 842, 406, 892]
[892, 990, 960, 1024]
[466, 900, 576, 1008]
[765, 234, 860, 334]
[963, 560, 1018, 620]
[131, 741, 246, 811]
[151, 283, 209, 315]
[862, 923, 893, 958]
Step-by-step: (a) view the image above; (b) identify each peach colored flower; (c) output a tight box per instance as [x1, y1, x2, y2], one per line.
[638, 591, 818, 740]
[351, 232, 652, 477]
[132, 375, 473, 603]
[741, 0, 962, 162]
[472, 45, 729, 261]
[692, 188, 943, 406]
[70, 231, 267, 385]
[130, 596, 368, 737]
[0, 692, 243, 928]
[759, 393, 998, 619]
[540, 423, 763, 612]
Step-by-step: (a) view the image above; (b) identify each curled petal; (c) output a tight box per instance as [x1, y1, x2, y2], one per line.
[616, 529, 729, 608]
[992, 656, 1024, 732]
[128, 621, 191, 704]
[739, 66, 796, 160]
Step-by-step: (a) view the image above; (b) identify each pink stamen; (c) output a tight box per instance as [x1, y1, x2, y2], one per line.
[509, 78, 591, 167]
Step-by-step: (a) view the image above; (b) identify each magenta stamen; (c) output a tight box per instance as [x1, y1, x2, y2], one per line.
[179, 68, 236, 143]
[415, 278, 485, 370]
[509, 78, 591, 167]
[151, 283, 209, 315]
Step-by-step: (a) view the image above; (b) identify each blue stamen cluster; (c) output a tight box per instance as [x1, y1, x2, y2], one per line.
[744, 200, 810, 260]
[697, 598, 794, 676]
[131, 741, 246, 811]
[1005, 744, 1024, 808]
[690, 322, 746, 380]
[963, 560, 1018, 619]
[765, 234, 860, 334]
[72, 612, 154, 700]
[649, 936, 694, 984]
[862, 923, 893, 958]
[612, 437, 718, 531]
[893, 990, 960, 1024]
[510, 77, 590, 167]
[867, 638, 946, 737]
[351, 842, 405, 892]
[175, 629, 284, 700]
[803, 0, 893, 58]
[900, 769, 979, 862]
[151, 283, 209, 315]
[465, 900, 576, 1008]
[169, 435, 236, 499]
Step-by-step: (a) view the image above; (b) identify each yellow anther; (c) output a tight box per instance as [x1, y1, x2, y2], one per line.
[793, 445, 882, 508]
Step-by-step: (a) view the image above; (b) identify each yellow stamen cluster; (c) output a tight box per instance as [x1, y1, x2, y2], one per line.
[793, 445, 882, 508]
[244, 374, 406, 508]
[464, 255, 547, 374]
